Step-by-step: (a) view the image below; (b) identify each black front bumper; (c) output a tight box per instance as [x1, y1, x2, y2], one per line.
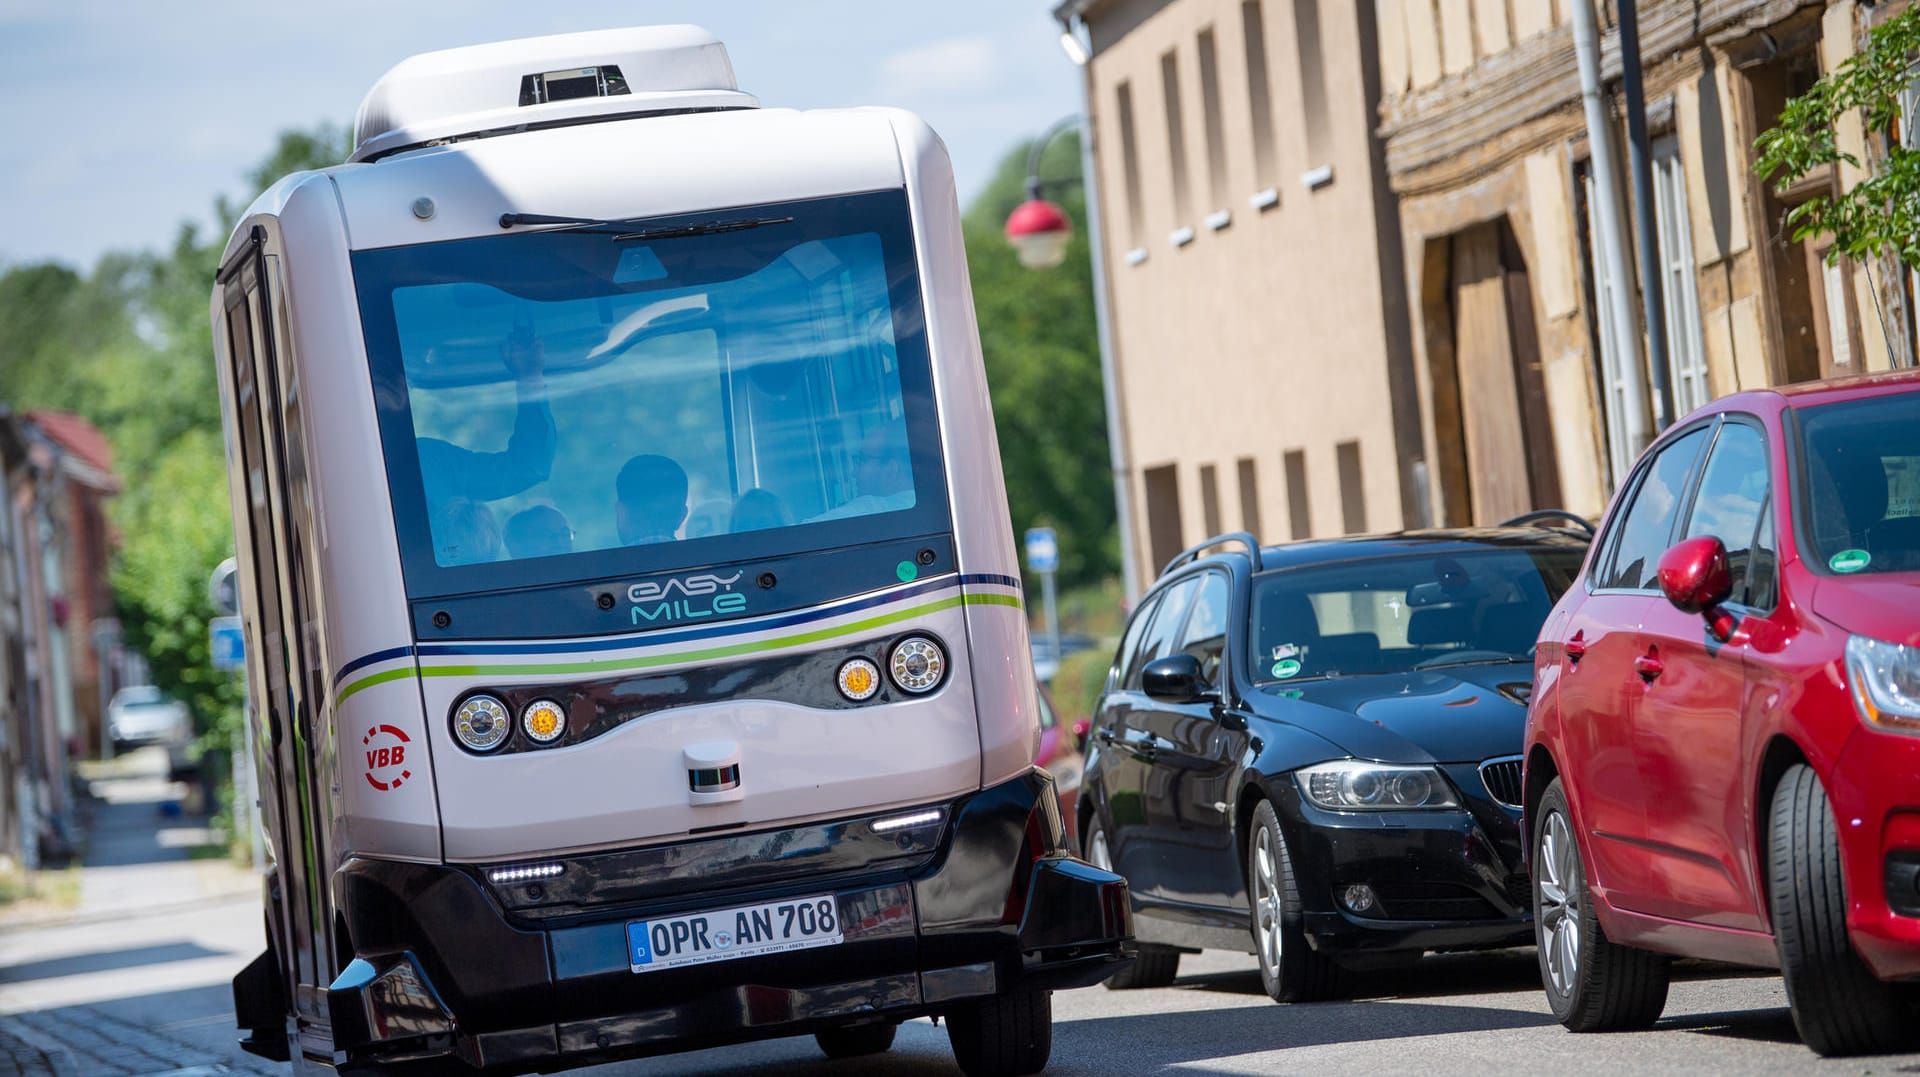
[324, 770, 1131, 1072]
[1279, 774, 1532, 957]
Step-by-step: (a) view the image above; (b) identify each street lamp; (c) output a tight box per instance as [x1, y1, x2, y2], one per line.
[1002, 111, 1141, 603]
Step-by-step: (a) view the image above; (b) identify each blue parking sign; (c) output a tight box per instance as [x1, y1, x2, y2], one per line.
[210, 616, 245, 671]
[1025, 527, 1058, 574]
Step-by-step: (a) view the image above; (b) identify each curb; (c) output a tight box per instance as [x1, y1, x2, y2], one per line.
[0, 880, 259, 934]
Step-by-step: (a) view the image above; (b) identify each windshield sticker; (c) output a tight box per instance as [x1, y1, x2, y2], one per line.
[1270, 643, 1301, 661]
[1829, 549, 1871, 574]
[1271, 658, 1303, 679]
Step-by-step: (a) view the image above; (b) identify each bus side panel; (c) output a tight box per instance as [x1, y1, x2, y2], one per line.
[276, 180, 441, 864]
[885, 110, 1041, 788]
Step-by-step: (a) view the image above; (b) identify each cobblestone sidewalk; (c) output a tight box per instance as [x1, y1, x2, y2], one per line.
[1, 1001, 278, 1076]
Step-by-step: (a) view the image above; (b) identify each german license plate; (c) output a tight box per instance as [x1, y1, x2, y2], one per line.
[627, 894, 843, 973]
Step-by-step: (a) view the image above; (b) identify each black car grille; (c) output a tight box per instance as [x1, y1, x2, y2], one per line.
[1480, 757, 1523, 808]
[1370, 882, 1501, 922]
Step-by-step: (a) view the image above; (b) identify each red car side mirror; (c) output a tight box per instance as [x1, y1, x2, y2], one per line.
[1657, 536, 1737, 640]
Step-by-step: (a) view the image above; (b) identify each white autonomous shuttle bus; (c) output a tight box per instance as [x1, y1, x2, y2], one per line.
[213, 26, 1132, 1077]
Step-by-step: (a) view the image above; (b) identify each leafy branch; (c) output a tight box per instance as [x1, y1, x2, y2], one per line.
[1753, 6, 1920, 265]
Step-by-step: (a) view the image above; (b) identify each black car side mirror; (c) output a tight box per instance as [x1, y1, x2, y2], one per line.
[1142, 654, 1212, 703]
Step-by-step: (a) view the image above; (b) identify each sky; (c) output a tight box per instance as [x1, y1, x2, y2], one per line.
[0, 2, 1081, 272]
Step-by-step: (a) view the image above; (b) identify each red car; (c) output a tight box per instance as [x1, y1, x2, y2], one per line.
[1524, 369, 1920, 1056]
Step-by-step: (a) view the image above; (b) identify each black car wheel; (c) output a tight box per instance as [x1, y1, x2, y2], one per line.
[1083, 816, 1180, 989]
[1534, 777, 1668, 1030]
[946, 984, 1051, 1077]
[1768, 764, 1916, 1056]
[1247, 799, 1341, 1002]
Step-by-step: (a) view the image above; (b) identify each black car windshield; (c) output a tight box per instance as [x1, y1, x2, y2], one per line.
[1248, 547, 1585, 683]
[354, 190, 950, 598]
[1796, 390, 1920, 575]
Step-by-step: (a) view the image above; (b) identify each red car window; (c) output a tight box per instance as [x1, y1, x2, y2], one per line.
[1595, 426, 1709, 591]
[1681, 421, 1769, 603]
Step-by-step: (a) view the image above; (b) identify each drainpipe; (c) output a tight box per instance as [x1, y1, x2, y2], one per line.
[1058, 13, 1142, 603]
[1572, 0, 1653, 462]
[1619, 0, 1673, 429]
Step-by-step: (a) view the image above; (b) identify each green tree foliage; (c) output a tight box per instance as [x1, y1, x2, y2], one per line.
[1754, 7, 1920, 265]
[961, 131, 1118, 590]
[0, 126, 347, 769]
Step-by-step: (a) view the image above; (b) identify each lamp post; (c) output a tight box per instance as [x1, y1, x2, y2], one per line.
[1003, 114, 1141, 603]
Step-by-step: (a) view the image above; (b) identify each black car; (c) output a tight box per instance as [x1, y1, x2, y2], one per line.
[1080, 519, 1590, 1001]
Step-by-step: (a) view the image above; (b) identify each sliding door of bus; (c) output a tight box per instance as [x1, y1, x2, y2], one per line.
[220, 240, 335, 1039]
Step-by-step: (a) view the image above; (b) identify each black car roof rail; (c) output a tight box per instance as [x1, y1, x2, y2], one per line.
[1499, 509, 1597, 536]
[1161, 532, 1263, 577]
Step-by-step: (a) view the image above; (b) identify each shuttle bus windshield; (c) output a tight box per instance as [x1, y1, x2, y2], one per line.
[353, 190, 951, 600]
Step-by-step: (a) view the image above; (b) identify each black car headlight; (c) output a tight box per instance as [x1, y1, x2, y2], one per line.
[1294, 761, 1460, 811]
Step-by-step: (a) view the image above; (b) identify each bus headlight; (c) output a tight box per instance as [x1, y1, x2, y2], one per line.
[453, 695, 512, 752]
[520, 699, 567, 744]
[837, 658, 881, 701]
[888, 636, 946, 694]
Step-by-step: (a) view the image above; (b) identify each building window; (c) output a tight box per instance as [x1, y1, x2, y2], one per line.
[1237, 457, 1263, 538]
[1161, 50, 1191, 223]
[1821, 254, 1855, 371]
[1292, 0, 1330, 167]
[1197, 28, 1230, 213]
[1283, 449, 1310, 539]
[1117, 80, 1145, 245]
[1143, 464, 1185, 575]
[1336, 440, 1366, 534]
[1199, 463, 1222, 536]
[1582, 170, 1637, 491]
[1651, 140, 1709, 416]
[1241, 1, 1278, 195]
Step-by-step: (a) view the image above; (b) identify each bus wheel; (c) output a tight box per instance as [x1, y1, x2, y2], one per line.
[814, 1022, 895, 1059]
[946, 985, 1051, 1077]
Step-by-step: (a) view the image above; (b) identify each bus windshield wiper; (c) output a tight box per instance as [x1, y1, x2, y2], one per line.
[497, 212, 793, 240]
[612, 216, 792, 242]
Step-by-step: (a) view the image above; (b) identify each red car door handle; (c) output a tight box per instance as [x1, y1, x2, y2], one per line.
[1566, 634, 1587, 665]
[1634, 654, 1664, 681]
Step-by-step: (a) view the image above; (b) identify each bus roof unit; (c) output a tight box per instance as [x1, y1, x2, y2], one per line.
[350, 25, 757, 163]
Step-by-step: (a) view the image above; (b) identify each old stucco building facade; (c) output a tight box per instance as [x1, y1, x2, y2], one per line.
[1061, 0, 1915, 587]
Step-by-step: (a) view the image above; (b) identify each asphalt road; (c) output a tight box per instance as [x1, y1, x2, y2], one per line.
[7, 753, 1917, 1075]
[588, 947, 1920, 1077]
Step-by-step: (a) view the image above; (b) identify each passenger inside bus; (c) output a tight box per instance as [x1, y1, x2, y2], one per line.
[616, 453, 690, 545]
[431, 496, 503, 565]
[810, 424, 915, 522]
[730, 488, 791, 533]
[415, 327, 556, 521]
[504, 504, 574, 559]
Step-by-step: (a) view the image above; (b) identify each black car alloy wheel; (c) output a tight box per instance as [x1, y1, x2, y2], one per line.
[1247, 799, 1339, 1002]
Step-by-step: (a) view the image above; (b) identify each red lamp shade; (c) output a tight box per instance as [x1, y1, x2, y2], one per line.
[1005, 198, 1073, 268]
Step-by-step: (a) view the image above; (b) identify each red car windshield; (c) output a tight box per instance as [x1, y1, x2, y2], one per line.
[1797, 391, 1920, 575]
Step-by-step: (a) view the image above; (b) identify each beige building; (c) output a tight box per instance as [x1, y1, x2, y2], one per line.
[1061, 0, 1429, 588]
[1061, 0, 1917, 587]
[1377, 0, 1916, 526]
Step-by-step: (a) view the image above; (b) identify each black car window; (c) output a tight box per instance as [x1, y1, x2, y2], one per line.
[1177, 572, 1233, 685]
[1681, 420, 1768, 603]
[1249, 547, 1585, 682]
[1797, 391, 1920, 574]
[1596, 426, 1709, 591]
[1127, 576, 1201, 689]
[1110, 593, 1162, 692]
[1747, 503, 1778, 610]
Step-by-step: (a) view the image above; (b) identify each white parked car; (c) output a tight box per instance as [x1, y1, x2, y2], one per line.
[106, 685, 191, 753]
